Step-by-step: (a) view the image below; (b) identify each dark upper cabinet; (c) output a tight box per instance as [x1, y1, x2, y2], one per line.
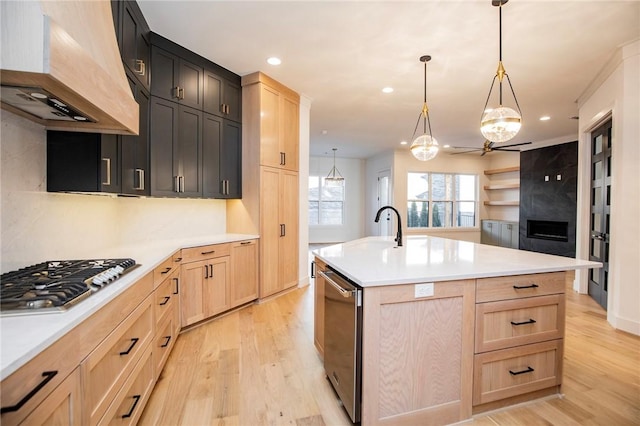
[150, 97, 202, 198]
[116, 1, 150, 90]
[121, 70, 150, 195]
[47, 131, 121, 194]
[202, 114, 242, 199]
[204, 70, 242, 123]
[151, 45, 204, 110]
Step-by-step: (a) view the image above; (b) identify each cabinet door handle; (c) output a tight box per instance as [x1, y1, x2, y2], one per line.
[180, 176, 185, 193]
[280, 224, 286, 237]
[209, 264, 214, 277]
[161, 335, 172, 348]
[134, 168, 145, 191]
[161, 267, 172, 275]
[174, 176, 180, 193]
[310, 261, 316, 279]
[159, 296, 171, 306]
[179, 87, 185, 100]
[173, 277, 179, 295]
[102, 158, 111, 185]
[0, 370, 58, 414]
[173, 86, 181, 99]
[509, 366, 535, 376]
[204, 264, 209, 279]
[280, 152, 286, 165]
[135, 59, 145, 76]
[121, 395, 141, 419]
[119, 338, 139, 356]
[510, 318, 536, 326]
[513, 283, 539, 290]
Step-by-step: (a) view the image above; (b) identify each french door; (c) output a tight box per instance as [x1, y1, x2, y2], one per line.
[377, 170, 391, 236]
[588, 119, 612, 310]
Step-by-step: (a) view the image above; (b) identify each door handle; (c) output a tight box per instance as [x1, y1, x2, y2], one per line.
[204, 264, 209, 279]
[102, 158, 111, 185]
[134, 169, 145, 190]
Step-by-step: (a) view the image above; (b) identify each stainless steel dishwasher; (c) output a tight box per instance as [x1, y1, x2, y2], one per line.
[319, 266, 363, 423]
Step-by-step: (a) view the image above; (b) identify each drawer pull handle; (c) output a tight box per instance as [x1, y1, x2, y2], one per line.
[119, 338, 139, 356]
[511, 318, 537, 326]
[121, 394, 141, 419]
[174, 257, 183, 262]
[161, 335, 172, 348]
[0, 370, 58, 414]
[173, 277, 179, 295]
[161, 267, 172, 275]
[159, 296, 170, 306]
[201, 250, 215, 255]
[509, 366, 535, 376]
[240, 241, 252, 245]
[513, 283, 539, 290]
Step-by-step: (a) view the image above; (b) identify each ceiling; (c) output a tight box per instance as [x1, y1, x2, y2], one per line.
[138, 0, 639, 159]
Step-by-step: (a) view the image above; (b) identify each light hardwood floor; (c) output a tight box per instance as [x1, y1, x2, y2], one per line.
[140, 278, 639, 425]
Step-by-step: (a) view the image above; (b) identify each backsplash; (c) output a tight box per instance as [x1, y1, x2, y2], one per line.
[1, 111, 227, 273]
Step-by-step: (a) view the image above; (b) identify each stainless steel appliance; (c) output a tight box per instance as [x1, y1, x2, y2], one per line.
[321, 266, 363, 423]
[0, 258, 137, 315]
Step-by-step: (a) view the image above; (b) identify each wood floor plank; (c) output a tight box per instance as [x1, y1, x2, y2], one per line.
[141, 273, 640, 426]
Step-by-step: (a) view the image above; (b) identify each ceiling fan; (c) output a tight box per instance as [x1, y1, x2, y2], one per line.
[449, 140, 532, 156]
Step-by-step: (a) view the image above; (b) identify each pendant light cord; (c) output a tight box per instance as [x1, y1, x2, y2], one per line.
[410, 58, 434, 141]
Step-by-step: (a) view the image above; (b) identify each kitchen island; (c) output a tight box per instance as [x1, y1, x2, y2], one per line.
[313, 236, 600, 426]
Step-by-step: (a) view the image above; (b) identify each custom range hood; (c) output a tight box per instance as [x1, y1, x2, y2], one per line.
[0, 1, 138, 135]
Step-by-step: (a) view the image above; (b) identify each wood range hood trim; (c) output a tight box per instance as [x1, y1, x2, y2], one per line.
[0, 1, 138, 135]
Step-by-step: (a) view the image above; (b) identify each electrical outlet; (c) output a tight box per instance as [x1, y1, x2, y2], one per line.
[415, 283, 434, 298]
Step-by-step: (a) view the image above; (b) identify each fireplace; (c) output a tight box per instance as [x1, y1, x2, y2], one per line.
[527, 220, 569, 242]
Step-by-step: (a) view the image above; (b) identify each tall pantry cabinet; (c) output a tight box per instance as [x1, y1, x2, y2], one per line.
[228, 72, 300, 298]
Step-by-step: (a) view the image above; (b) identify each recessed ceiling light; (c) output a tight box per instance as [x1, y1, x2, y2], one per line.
[267, 57, 281, 66]
[443, 144, 451, 148]
[382, 87, 394, 94]
[321, 130, 328, 135]
[539, 116, 551, 121]
[400, 140, 407, 145]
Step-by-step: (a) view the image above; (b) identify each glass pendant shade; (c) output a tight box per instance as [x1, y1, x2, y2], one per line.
[410, 134, 439, 161]
[480, 106, 522, 143]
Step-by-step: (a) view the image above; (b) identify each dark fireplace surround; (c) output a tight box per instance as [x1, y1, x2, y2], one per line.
[519, 142, 578, 258]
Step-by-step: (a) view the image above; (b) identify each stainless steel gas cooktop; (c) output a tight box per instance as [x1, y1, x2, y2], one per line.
[0, 258, 137, 316]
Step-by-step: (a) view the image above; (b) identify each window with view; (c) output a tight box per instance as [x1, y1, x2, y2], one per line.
[309, 176, 344, 225]
[407, 172, 477, 228]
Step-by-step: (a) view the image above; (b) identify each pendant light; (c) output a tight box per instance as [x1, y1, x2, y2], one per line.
[410, 55, 439, 161]
[325, 148, 344, 186]
[480, 0, 522, 143]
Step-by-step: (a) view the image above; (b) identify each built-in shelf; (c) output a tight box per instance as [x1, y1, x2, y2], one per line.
[484, 183, 520, 190]
[484, 166, 520, 175]
[484, 200, 519, 206]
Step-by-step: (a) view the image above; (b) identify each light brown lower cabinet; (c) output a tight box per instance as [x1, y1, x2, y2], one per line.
[19, 367, 82, 426]
[181, 239, 259, 327]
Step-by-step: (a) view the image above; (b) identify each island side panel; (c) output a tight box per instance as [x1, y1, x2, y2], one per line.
[361, 279, 475, 426]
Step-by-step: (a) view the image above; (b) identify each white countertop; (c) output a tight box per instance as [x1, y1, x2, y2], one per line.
[0, 233, 258, 381]
[313, 236, 601, 287]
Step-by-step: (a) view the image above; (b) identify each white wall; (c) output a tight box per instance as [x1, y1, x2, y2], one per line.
[298, 96, 311, 285]
[575, 40, 640, 335]
[0, 111, 227, 273]
[308, 155, 365, 243]
[364, 150, 394, 237]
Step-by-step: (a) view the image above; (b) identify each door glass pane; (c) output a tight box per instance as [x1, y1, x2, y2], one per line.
[606, 185, 611, 206]
[593, 134, 603, 155]
[590, 268, 600, 285]
[592, 213, 602, 232]
[605, 242, 609, 262]
[604, 270, 608, 291]
[593, 161, 602, 180]
[607, 156, 611, 177]
[592, 187, 602, 206]
[457, 202, 476, 227]
[591, 239, 601, 258]
[407, 201, 428, 228]
[606, 214, 610, 234]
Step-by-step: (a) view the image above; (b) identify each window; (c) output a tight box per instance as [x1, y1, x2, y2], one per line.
[309, 176, 344, 225]
[407, 172, 477, 228]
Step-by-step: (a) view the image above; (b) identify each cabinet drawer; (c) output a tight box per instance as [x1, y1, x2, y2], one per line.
[153, 256, 178, 289]
[476, 272, 565, 303]
[475, 294, 565, 353]
[83, 296, 153, 425]
[19, 367, 82, 426]
[152, 314, 177, 380]
[97, 346, 154, 426]
[181, 243, 230, 263]
[154, 268, 179, 326]
[473, 340, 563, 406]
